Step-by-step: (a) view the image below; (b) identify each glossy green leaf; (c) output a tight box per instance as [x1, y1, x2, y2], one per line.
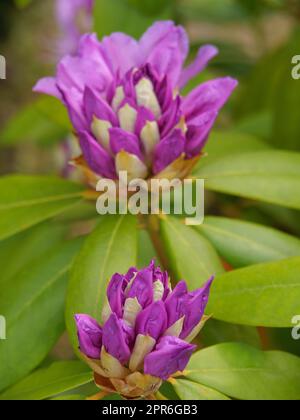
[137, 228, 158, 269]
[0, 222, 67, 286]
[186, 343, 300, 400]
[207, 257, 300, 327]
[160, 216, 224, 288]
[0, 362, 92, 400]
[0, 239, 82, 392]
[0, 175, 84, 240]
[200, 319, 261, 348]
[197, 217, 300, 268]
[173, 379, 230, 401]
[0, 97, 70, 147]
[194, 151, 300, 209]
[197, 130, 270, 171]
[66, 215, 138, 351]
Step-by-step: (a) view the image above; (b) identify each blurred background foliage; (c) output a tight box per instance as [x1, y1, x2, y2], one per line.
[0, 0, 300, 365]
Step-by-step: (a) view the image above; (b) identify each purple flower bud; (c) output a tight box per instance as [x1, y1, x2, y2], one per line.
[135, 301, 168, 340]
[74, 314, 102, 359]
[34, 21, 237, 179]
[74, 262, 213, 399]
[144, 336, 196, 380]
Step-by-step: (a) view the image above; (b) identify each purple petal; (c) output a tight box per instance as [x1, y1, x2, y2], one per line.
[102, 314, 132, 364]
[159, 96, 182, 138]
[153, 129, 185, 174]
[125, 267, 138, 283]
[135, 106, 155, 136]
[180, 276, 214, 340]
[78, 130, 116, 178]
[107, 273, 128, 318]
[56, 34, 113, 96]
[154, 266, 170, 300]
[60, 86, 87, 131]
[127, 265, 154, 308]
[135, 301, 168, 340]
[185, 111, 218, 158]
[139, 21, 189, 87]
[144, 336, 196, 380]
[179, 45, 219, 89]
[33, 77, 62, 99]
[182, 77, 238, 125]
[99, 33, 139, 76]
[110, 127, 143, 160]
[83, 86, 118, 125]
[165, 281, 188, 328]
[75, 314, 102, 359]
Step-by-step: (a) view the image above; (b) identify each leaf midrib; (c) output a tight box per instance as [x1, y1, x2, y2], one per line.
[199, 224, 289, 259]
[0, 191, 83, 211]
[1, 372, 92, 400]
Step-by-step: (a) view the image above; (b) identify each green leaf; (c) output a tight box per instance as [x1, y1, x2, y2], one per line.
[160, 216, 224, 288]
[200, 130, 270, 168]
[0, 362, 92, 400]
[66, 215, 138, 351]
[173, 379, 230, 401]
[0, 175, 84, 240]
[0, 222, 67, 286]
[0, 239, 82, 392]
[186, 343, 300, 400]
[207, 257, 300, 327]
[200, 319, 261, 348]
[0, 98, 70, 147]
[197, 216, 300, 268]
[137, 228, 158, 269]
[194, 151, 300, 210]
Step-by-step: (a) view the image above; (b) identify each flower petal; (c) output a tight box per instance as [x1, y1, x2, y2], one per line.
[102, 314, 132, 364]
[144, 336, 196, 380]
[179, 45, 219, 89]
[165, 281, 188, 328]
[182, 77, 238, 125]
[83, 86, 118, 126]
[110, 127, 143, 160]
[33, 77, 62, 99]
[180, 276, 214, 339]
[74, 314, 102, 359]
[153, 129, 185, 174]
[78, 130, 116, 178]
[107, 273, 128, 318]
[135, 301, 168, 340]
[185, 111, 218, 158]
[127, 265, 154, 308]
[139, 21, 189, 87]
[100, 33, 139, 76]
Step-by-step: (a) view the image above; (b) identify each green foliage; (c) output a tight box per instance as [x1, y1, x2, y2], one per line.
[186, 343, 300, 400]
[207, 257, 300, 327]
[0, 238, 83, 392]
[194, 151, 300, 209]
[197, 216, 300, 268]
[0, 98, 71, 147]
[0, 175, 84, 240]
[0, 361, 92, 400]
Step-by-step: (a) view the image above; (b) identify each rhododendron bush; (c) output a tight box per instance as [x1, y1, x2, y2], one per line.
[0, 0, 300, 402]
